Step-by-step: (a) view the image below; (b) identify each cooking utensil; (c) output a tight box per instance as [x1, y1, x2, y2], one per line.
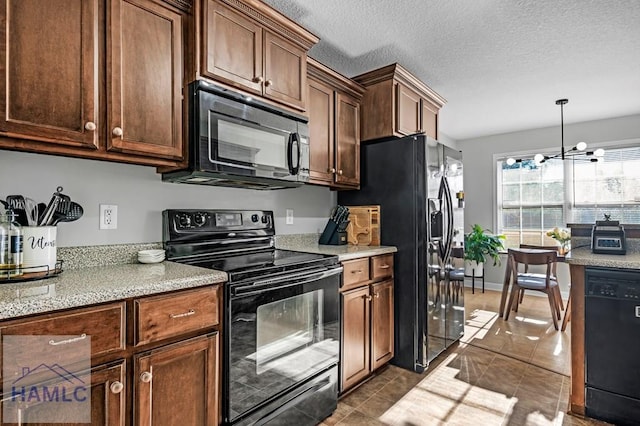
[40, 186, 69, 226]
[36, 203, 47, 225]
[24, 197, 38, 226]
[51, 201, 84, 225]
[6, 195, 25, 211]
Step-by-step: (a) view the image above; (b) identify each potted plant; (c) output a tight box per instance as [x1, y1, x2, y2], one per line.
[464, 224, 505, 277]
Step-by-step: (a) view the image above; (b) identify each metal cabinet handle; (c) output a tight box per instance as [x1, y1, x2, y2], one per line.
[84, 121, 96, 131]
[110, 381, 124, 394]
[140, 372, 152, 383]
[365, 295, 373, 301]
[48, 333, 87, 346]
[351, 270, 363, 274]
[112, 127, 123, 137]
[338, 170, 343, 175]
[169, 309, 195, 319]
[253, 76, 264, 83]
[379, 265, 390, 269]
[374, 292, 380, 298]
[329, 167, 336, 173]
[265, 79, 273, 87]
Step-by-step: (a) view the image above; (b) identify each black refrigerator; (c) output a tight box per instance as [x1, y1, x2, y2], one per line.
[338, 134, 464, 373]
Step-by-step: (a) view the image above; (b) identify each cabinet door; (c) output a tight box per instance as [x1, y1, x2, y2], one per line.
[341, 286, 370, 391]
[0, 362, 126, 426]
[0, 0, 99, 149]
[203, 0, 263, 94]
[371, 279, 394, 371]
[395, 83, 421, 136]
[135, 333, 219, 426]
[335, 92, 360, 187]
[422, 99, 438, 139]
[107, 0, 183, 160]
[264, 31, 307, 110]
[308, 78, 335, 185]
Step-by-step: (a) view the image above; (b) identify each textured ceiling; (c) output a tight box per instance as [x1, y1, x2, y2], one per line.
[263, 0, 640, 141]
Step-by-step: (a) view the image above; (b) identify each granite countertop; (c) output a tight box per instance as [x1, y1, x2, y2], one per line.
[565, 248, 640, 270]
[0, 262, 227, 320]
[276, 234, 397, 261]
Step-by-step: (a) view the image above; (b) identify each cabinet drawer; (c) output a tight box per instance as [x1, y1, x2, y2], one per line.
[135, 286, 219, 346]
[371, 254, 394, 281]
[342, 258, 370, 290]
[0, 302, 125, 364]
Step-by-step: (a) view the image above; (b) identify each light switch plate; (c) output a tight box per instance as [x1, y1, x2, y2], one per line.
[285, 209, 294, 225]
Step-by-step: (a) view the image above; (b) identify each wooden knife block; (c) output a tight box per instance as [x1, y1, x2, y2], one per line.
[346, 205, 380, 246]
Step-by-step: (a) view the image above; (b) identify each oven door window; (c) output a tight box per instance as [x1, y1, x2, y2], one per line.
[229, 278, 339, 421]
[209, 114, 291, 174]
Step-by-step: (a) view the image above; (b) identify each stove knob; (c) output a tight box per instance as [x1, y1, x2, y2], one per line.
[251, 214, 259, 223]
[178, 214, 192, 228]
[261, 215, 268, 224]
[194, 213, 207, 226]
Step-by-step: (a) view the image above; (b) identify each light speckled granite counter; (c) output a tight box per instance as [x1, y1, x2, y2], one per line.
[275, 234, 397, 261]
[565, 248, 640, 270]
[0, 262, 226, 320]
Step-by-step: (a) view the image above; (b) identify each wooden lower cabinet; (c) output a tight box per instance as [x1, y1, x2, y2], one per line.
[341, 286, 371, 391]
[0, 362, 126, 426]
[134, 333, 219, 426]
[340, 254, 395, 392]
[371, 279, 394, 371]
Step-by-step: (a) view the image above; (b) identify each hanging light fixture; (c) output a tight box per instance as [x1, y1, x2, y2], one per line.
[506, 99, 605, 166]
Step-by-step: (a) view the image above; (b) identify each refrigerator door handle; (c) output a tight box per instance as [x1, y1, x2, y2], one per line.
[441, 177, 455, 266]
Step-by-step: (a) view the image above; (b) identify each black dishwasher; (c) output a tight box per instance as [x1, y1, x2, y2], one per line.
[585, 267, 640, 425]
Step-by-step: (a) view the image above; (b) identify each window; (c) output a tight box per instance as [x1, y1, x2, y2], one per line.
[496, 145, 640, 248]
[497, 158, 564, 248]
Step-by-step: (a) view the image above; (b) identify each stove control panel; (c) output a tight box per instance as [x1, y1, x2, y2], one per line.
[163, 210, 275, 239]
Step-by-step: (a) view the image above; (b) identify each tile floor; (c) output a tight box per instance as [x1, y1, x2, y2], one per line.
[324, 288, 609, 426]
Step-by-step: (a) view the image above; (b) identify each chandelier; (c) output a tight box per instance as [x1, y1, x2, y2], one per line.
[506, 99, 604, 166]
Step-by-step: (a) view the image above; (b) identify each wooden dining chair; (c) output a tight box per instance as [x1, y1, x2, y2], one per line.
[448, 247, 465, 303]
[505, 248, 562, 330]
[517, 244, 564, 311]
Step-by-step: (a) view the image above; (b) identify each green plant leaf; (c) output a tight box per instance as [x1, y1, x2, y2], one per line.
[463, 224, 505, 266]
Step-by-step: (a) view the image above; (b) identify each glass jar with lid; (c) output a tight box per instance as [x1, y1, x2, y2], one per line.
[0, 209, 23, 278]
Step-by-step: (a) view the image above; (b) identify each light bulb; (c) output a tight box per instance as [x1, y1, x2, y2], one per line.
[534, 153, 544, 163]
[576, 142, 587, 151]
[594, 148, 605, 157]
[506, 158, 516, 166]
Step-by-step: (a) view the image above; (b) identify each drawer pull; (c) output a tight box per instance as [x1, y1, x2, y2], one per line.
[48, 333, 87, 346]
[140, 371, 152, 383]
[351, 270, 363, 274]
[378, 265, 390, 269]
[110, 381, 124, 394]
[169, 309, 196, 319]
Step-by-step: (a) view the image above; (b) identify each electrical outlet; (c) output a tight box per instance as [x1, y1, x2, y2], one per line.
[285, 209, 294, 225]
[99, 204, 118, 230]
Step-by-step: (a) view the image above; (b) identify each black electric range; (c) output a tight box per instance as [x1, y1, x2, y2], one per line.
[163, 209, 341, 426]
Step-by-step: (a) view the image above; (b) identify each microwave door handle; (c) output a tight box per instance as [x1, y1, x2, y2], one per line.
[287, 132, 300, 175]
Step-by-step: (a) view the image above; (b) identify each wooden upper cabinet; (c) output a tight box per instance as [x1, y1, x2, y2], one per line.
[108, 0, 183, 160]
[0, 0, 188, 167]
[200, 0, 318, 112]
[335, 93, 360, 186]
[308, 78, 335, 184]
[396, 83, 421, 136]
[307, 58, 364, 189]
[0, 0, 99, 149]
[203, 0, 263, 94]
[354, 63, 446, 142]
[264, 31, 306, 110]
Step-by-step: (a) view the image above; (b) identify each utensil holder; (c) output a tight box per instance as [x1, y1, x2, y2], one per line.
[22, 226, 57, 272]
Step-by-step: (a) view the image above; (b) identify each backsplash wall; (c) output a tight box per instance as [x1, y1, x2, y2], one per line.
[0, 151, 336, 247]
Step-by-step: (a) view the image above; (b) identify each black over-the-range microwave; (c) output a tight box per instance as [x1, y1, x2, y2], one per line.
[162, 80, 310, 190]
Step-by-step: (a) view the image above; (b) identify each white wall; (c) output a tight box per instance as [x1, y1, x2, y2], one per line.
[0, 151, 336, 247]
[457, 113, 640, 288]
